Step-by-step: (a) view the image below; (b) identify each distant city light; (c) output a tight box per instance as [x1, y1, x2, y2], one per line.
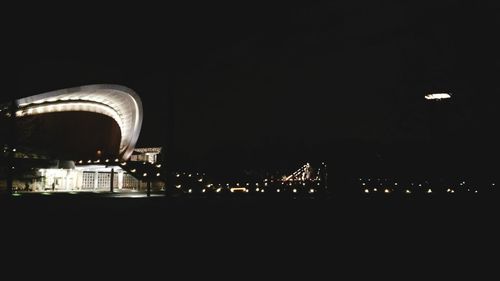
[425, 93, 452, 100]
[175, 184, 181, 189]
[188, 189, 192, 193]
[216, 188, 222, 193]
[309, 189, 315, 193]
[277, 189, 281, 193]
[202, 189, 206, 193]
[427, 189, 432, 194]
[293, 189, 297, 193]
[156, 173, 161, 177]
[198, 178, 203, 182]
[405, 189, 411, 194]
[364, 189, 370, 194]
[384, 189, 390, 194]
[143, 173, 147, 177]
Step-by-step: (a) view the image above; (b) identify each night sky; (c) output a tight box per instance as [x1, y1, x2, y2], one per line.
[7, 1, 500, 175]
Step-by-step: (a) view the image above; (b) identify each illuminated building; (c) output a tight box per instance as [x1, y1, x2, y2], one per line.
[0, 84, 150, 192]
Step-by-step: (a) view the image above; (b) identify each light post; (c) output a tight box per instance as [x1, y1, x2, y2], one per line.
[425, 92, 452, 177]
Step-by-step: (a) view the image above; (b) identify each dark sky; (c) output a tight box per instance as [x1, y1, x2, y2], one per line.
[7, 1, 500, 174]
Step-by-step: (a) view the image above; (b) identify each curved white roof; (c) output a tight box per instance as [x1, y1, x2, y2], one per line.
[16, 84, 143, 160]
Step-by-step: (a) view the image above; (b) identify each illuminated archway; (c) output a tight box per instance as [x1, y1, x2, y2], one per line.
[16, 84, 143, 160]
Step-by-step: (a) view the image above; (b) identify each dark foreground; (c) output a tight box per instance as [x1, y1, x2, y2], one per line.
[1, 193, 497, 277]
[2, 193, 497, 234]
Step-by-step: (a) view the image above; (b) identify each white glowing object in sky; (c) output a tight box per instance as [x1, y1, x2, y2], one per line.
[424, 93, 452, 100]
[15, 84, 143, 161]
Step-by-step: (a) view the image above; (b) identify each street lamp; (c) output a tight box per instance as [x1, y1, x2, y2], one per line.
[424, 93, 452, 101]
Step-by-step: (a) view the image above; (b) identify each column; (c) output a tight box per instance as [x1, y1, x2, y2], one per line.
[94, 171, 99, 190]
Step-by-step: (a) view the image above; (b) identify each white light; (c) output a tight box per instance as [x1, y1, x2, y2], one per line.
[256, 188, 260, 192]
[474, 190, 478, 194]
[78, 160, 83, 164]
[176, 185, 181, 189]
[156, 173, 161, 177]
[277, 189, 281, 193]
[131, 169, 136, 172]
[373, 188, 378, 192]
[198, 178, 203, 182]
[425, 93, 452, 100]
[156, 164, 162, 168]
[188, 189, 192, 193]
[427, 189, 432, 194]
[176, 174, 180, 177]
[261, 189, 264, 193]
[105, 159, 109, 163]
[309, 189, 315, 193]
[115, 159, 119, 162]
[293, 189, 297, 193]
[364, 189, 370, 194]
[394, 182, 398, 186]
[12, 148, 16, 152]
[87, 160, 92, 163]
[264, 183, 268, 187]
[121, 162, 127, 166]
[143, 173, 147, 177]
[362, 183, 366, 186]
[384, 189, 390, 194]
[202, 189, 206, 193]
[405, 189, 411, 194]
[188, 174, 192, 177]
[216, 188, 221, 193]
